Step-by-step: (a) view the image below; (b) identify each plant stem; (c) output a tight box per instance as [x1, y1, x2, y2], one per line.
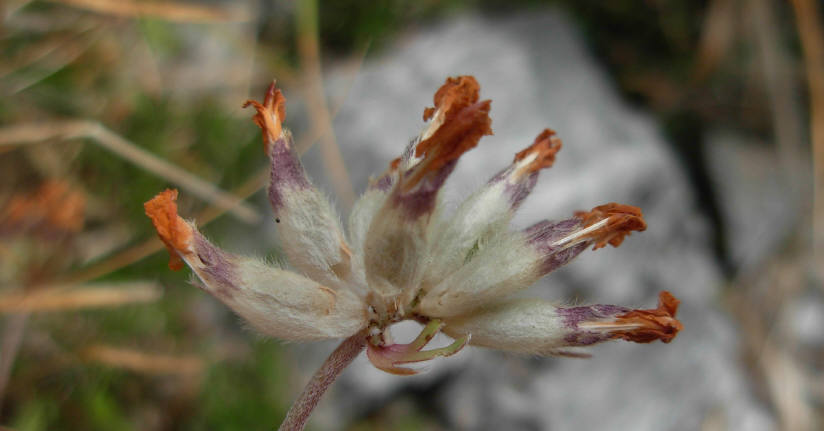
[278, 331, 367, 431]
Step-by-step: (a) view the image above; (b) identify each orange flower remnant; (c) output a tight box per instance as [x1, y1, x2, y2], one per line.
[575, 203, 647, 250]
[143, 189, 193, 270]
[609, 291, 683, 343]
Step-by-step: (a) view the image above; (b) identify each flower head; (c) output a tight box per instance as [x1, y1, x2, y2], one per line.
[145, 76, 682, 375]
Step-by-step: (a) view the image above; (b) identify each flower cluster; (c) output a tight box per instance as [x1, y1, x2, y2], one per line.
[145, 76, 682, 375]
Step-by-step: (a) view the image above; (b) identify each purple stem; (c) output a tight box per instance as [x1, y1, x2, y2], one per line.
[278, 331, 367, 431]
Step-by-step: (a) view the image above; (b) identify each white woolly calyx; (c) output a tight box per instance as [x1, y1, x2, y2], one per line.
[442, 291, 682, 355]
[144, 188, 366, 341]
[423, 129, 563, 286]
[244, 80, 355, 291]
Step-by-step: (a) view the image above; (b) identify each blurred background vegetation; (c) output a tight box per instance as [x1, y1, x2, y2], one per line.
[1, 0, 821, 429]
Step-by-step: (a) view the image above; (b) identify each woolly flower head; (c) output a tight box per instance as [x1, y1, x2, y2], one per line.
[145, 76, 682, 374]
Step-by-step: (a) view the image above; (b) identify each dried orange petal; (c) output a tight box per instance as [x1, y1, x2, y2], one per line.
[144, 189, 193, 270]
[574, 203, 647, 250]
[513, 129, 562, 175]
[609, 291, 683, 343]
[243, 80, 287, 152]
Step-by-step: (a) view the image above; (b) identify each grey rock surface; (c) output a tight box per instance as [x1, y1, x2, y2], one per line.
[290, 10, 774, 431]
[704, 128, 801, 272]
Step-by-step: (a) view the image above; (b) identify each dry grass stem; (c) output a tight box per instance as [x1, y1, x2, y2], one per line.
[790, 0, 824, 270]
[0, 282, 161, 313]
[693, 0, 736, 81]
[75, 223, 134, 264]
[4, 29, 99, 94]
[760, 342, 815, 430]
[48, 0, 248, 23]
[59, 239, 165, 285]
[297, 0, 356, 210]
[0, 31, 92, 81]
[749, 0, 807, 191]
[0, 121, 261, 224]
[729, 249, 817, 430]
[82, 344, 203, 376]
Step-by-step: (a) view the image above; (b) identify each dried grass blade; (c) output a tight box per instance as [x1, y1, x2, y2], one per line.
[790, 0, 824, 268]
[0, 282, 162, 313]
[297, 0, 356, 210]
[48, 0, 248, 23]
[82, 344, 203, 376]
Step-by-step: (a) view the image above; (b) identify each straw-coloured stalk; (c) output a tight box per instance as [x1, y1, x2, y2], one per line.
[82, 345, 203, 376]
[0, 282, 162, 313]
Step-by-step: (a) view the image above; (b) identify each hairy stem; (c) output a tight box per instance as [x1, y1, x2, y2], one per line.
[278, 331, 367, 431]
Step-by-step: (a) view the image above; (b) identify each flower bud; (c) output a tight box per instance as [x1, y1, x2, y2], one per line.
[362, 76, 492, 298]
[419, 203, 646, 318]
[144, 189, 366, 340]
[245, 83, 354, 289]
[442, 291, 682, 355]
[424, 129, 562, 284]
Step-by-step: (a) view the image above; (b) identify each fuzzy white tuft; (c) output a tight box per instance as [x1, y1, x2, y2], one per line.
[424, 181, 513, 285]
[187, 252, 367, 341]
[277, 187, 352, 290]
[419, 231, 542, 317]
[442, 299, 571, 355]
